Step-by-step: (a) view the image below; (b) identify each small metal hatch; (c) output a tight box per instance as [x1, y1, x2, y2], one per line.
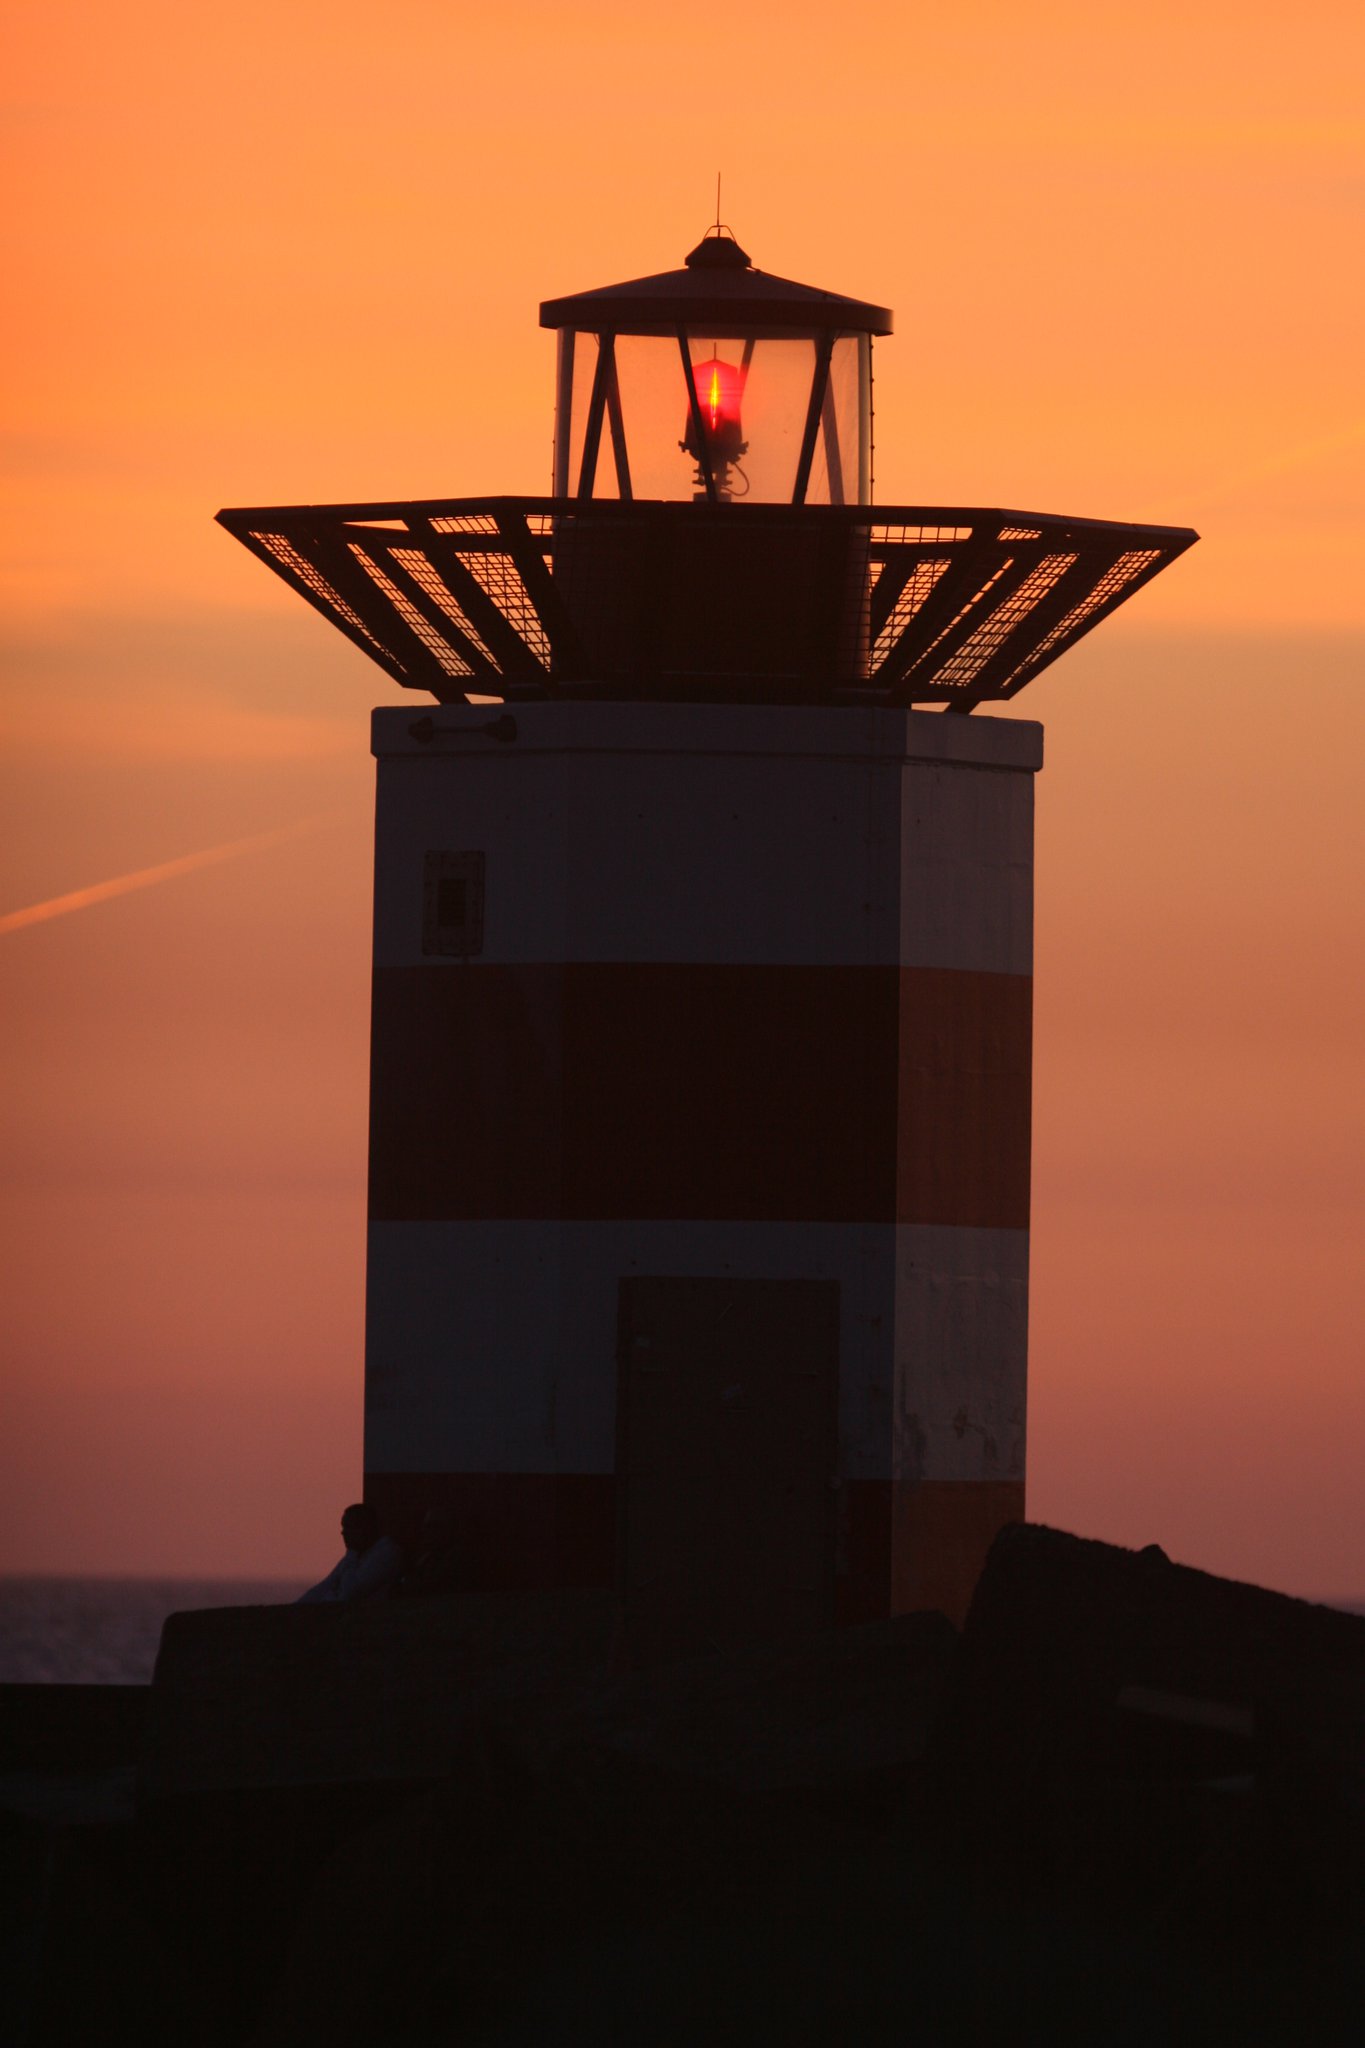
[422, 851, 485, 958]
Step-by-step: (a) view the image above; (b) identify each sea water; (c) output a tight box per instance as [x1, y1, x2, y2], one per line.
[0, 1576, 309, 1684]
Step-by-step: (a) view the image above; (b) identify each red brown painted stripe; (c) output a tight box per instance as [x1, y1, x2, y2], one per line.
[897, 969, 1033, 1228]
[891, 1479, 1025, 1628]
[363, 1471, 615, 1591]
[368, 962, 1031, 1227]
[362, 1470, 1017, 1633]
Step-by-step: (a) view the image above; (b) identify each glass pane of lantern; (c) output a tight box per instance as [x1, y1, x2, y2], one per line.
[610, 333, 704, 502]
[611, 331, 835, 504]
[553, 331, 576, 496]
[803, 334, 862, 507]
[555, 331, 630, 499]
[568, 328, 867, 505]
[687, 333, 812, 504]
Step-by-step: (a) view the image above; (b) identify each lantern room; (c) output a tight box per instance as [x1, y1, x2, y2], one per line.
[540, 230, 891, 505]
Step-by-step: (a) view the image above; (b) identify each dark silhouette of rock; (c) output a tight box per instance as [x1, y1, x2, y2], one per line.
[12, 1529, 1365, 2042]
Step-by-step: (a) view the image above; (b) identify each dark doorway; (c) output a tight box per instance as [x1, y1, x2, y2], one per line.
[616, 1275, 840, 1661]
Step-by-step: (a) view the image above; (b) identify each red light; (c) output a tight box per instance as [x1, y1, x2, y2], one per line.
[683, 352, 747, 489]
[691, 354, 743, 436]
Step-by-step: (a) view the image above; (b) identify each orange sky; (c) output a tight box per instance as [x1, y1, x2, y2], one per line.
[2, 0, 1362, 1590]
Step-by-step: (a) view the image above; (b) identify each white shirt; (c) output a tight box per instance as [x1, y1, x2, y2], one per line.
[297, 1535, 403, 1604]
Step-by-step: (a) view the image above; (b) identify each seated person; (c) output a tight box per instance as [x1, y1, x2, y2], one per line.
[297, 1502, 403, 1604]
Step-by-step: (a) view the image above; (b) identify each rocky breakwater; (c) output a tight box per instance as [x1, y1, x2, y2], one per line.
[7, 1529, 1365, 2044]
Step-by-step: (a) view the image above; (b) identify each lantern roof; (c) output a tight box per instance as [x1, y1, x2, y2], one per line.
[539, 229, 894, 337]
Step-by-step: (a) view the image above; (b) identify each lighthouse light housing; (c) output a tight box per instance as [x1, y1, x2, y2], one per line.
[543, 232, 886, 507]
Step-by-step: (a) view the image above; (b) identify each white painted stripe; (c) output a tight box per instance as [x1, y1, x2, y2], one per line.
[364, 1219, 1027, 1487]
[371, 715, 1036, 975]
[893, 1224, 1029, 1486]
[898, 765, 1033, 978]
[366, 1220, 891, 1479]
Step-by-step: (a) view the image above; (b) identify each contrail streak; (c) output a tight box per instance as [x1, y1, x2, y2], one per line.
[1192, 418, 1365, 513]
[0, 813, 347, 938]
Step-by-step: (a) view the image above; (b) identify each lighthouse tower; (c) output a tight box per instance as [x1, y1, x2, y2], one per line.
[219, 229, 1195, 1644]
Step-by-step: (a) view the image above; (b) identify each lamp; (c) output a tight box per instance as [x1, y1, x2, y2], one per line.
[682, 351, 748, 496]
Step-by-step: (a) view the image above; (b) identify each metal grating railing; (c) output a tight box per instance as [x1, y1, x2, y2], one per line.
[250, 531, 392, 657]
[348, 547, 473, 679]
[220, 498, 1196, 710]
[928, 553, 1078, 692]
[870, 557, 951, 670]
[996, 547, 1164, 696]
[456, 552, 552, 670]
[389, 550, 501, 667]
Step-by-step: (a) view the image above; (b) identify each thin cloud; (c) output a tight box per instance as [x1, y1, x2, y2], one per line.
[0, 814, 348, 937]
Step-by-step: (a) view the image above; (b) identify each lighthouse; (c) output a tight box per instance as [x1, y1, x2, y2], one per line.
[219, 228, 1195, 1647]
